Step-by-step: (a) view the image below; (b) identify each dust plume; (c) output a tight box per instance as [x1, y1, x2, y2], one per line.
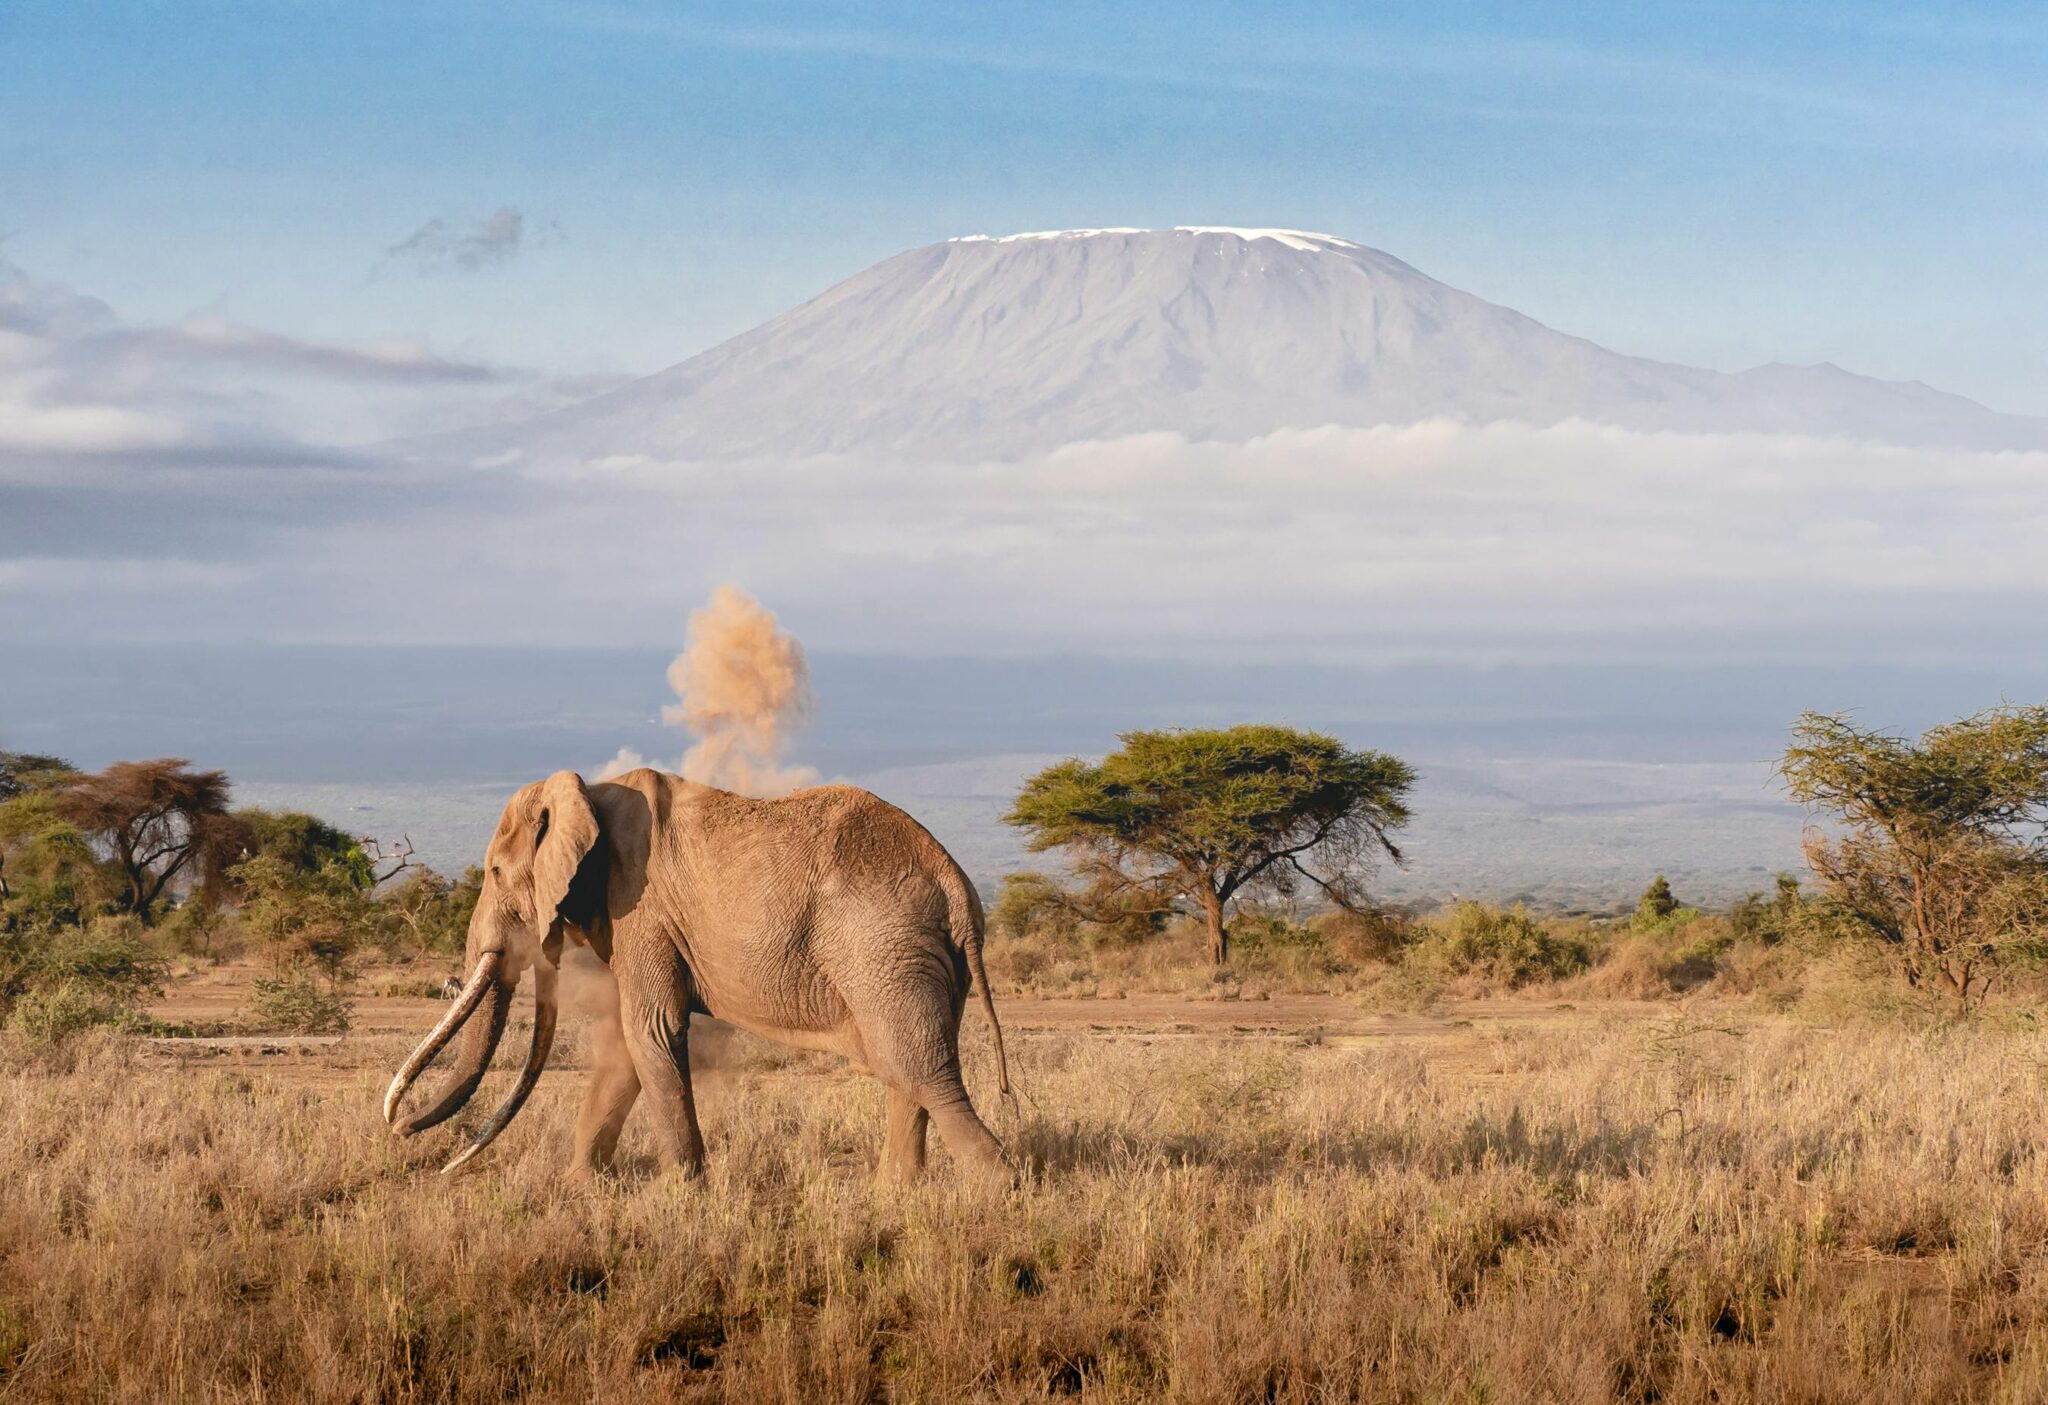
[596, 585, 819, 798]
[666, 585, 818, 797]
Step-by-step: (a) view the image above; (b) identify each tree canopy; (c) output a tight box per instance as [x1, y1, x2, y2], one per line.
[1780, 706, 2048, 1006]
[230, 808, 375, 889]
[1005, 724, 1415, 964]
[57, 759, 235, 924]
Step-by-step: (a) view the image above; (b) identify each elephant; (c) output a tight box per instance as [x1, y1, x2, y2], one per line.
[383, 767, 1013, 1181]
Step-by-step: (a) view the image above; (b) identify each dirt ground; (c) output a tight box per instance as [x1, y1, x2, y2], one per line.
[144, 961, 1676, 1094]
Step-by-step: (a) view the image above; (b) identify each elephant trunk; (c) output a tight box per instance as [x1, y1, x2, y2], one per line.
[441, 958, 558, 1173]
[385, 952, 513, 1136]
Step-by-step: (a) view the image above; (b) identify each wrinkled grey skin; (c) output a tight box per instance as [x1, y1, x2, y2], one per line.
[384, 768, 1011, 1182]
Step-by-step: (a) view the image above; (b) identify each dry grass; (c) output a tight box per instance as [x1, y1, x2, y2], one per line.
[6, 1002, 2048, 1402]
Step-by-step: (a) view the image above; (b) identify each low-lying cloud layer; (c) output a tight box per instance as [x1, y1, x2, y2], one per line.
[498, 421, 2045, 665]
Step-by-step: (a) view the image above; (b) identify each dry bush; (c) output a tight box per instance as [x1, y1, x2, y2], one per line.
[1567, 917, 1731, 1001]
[243, 968, 352, 1034]
[1395, 901, 1596, 995]
[987, 905, 1412, 999]
[6, 1013, 2048, 1401]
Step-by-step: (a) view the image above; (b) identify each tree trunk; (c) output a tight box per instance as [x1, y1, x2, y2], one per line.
[1200, 887, 1228, 965]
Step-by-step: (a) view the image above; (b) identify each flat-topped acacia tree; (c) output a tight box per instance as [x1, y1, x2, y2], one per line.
[1005, 725, 1416, 965]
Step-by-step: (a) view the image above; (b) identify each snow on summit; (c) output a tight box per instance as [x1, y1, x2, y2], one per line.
[422, 226, 2048, 466]
[952, 227, 1359, 253]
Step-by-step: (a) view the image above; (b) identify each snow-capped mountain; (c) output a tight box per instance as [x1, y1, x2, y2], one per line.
[438, 227, 2048, 464]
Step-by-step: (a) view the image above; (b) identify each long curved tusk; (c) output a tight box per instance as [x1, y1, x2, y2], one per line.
[442, 959, 558, 1174]
[384, 952, 505, 1125]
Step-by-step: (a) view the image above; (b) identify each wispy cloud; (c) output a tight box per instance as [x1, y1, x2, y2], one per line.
[377, 207, 557, 277]
[0, 256, 551, 572]
[531, 4, 2048, 154]
[99, 321, 508, 383]
[0, 255, 566, 471]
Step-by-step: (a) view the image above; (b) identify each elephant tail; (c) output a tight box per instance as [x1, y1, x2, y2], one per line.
[952, 876, 1014, 1108]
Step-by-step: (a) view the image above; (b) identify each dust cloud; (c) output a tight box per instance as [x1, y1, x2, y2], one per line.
[595, 585, 819, 798]
[667, 585, 819, 798]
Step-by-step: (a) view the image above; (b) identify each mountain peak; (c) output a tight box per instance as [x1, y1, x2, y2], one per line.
[427, 228, 2047, 466]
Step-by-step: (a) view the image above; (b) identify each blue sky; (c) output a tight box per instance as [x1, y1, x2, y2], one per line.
[6, 0, 2047, 410]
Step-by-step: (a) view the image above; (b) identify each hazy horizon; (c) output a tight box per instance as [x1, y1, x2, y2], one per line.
[10, 641, 2045, 906]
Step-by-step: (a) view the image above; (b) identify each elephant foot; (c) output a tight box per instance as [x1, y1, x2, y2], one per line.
[655, 1150, 708, 1180]
[961, 1152, 1018, 1189]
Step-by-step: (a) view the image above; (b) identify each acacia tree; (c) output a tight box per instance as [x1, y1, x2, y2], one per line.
[59, 759, 234, 924]
[1005, 725, 1416, 964]
[1780, 707, 2048, 1008]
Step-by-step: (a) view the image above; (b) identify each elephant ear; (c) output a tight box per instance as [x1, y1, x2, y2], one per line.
[531, 771, 600, 949]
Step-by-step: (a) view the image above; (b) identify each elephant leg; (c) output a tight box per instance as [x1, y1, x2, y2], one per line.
[916, 1068, 1009, 1180]
[877, 1086, 929, 1183]
[615, 950, 706, 1176]
[859, 1011, 1008, 1181]
[570, 1005, 640, 1176]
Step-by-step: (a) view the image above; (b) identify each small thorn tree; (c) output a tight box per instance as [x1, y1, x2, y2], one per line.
[1004, 725, 1415, 965]
[1636, 875, 1679, 923]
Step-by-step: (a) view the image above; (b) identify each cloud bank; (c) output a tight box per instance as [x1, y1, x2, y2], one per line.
[485, 420, 2045, 665]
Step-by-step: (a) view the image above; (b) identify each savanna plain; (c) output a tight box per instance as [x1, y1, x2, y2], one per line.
[9, 936, 2048, 1405]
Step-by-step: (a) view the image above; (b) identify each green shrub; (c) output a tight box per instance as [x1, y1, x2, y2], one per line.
[1, 914, 166, 1040]
[1311, 909, 1412, 965]
[232, 853, 367, 974]
[1419, 901, 1593, 987]
[1635, 875, 1679, 924]
[36, 915, 166, 997]
[992, 873, 1078, 943]
[371, 866, 480, 957]
[7, 978, 139, 1045]
[153, 898, 233, 958]
[1629, 874, 1706, 937]
[1729, 873, 1804, 944]
[244, 970, 351, 1035]
[990, 871, 1168, 949]
[231, 808, 374, 889]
